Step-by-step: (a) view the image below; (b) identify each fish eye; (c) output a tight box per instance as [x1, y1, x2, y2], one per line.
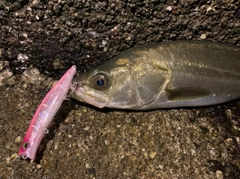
[92, 73, 109, 90]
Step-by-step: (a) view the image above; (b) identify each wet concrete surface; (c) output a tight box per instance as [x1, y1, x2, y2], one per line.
[0, 0, 240, 178]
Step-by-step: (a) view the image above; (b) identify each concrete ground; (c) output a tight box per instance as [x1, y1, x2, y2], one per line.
[0, 0, 239, 178]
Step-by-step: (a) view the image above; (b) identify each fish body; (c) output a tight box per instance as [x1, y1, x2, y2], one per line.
[71, 41, 240, 110]
[19, 66, 76, 160]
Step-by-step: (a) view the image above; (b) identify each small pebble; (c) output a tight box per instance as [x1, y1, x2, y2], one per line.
[149, 151, 157, 159]
[17, 53, 28, 63]
[15, 136, 21, 143]
[200, 34, 207, 39]
[166, 6, 173, 11]
[216, 170, 223, 179]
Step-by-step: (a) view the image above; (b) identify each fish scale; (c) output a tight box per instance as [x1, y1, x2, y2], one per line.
[71, 41, 240, 110]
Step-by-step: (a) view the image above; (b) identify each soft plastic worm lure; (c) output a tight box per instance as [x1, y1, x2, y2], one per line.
[18, 65, 77, 160]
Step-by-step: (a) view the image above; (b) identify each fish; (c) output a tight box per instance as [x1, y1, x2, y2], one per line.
[19, 65, 77, 160]
[70, 41, 240, 110]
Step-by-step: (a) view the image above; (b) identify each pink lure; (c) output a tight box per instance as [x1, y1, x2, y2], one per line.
[18, 66, 77, 160]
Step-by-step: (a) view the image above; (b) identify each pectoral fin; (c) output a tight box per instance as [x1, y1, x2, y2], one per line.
[165, 87, 211, 101]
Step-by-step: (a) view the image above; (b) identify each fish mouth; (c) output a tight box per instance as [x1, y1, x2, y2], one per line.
[72, 84, 109, 108]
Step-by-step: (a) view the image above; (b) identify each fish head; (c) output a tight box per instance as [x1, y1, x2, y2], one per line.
[71, 59, 140, 109]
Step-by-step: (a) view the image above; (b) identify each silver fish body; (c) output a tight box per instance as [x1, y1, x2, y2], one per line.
[71, 41, 240, 110]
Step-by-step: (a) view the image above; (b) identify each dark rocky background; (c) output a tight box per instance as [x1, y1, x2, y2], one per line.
[0, 0, 240, 178]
